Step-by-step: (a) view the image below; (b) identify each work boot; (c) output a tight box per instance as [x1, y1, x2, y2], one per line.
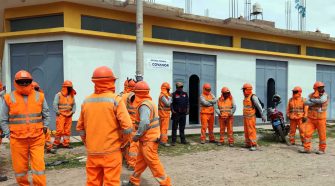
[46, 149, 57, 154]
[200, 140, 206, 144]
[298, 149, 311, 154]
[316, 150, 325, 155]
[0, 175, 8, 182]
[171, 141, 176, 146]
[181, 140, 189, 145]
[249, 146, 257, 151]
[229, 143, 234, 147]
[217, 142, 223, 146]
[160, 142, 171, 147]
[209, 140, 217, 144]
[122, 180, 136, 186]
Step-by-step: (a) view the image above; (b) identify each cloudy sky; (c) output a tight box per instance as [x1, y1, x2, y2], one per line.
[154, 0, 335, 37]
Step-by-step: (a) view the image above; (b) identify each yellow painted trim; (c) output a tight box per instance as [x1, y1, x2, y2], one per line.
[1, 28, 335, 63]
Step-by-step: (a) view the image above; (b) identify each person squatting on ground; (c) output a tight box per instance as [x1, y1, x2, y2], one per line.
[0, 81, 8, 182]
[286, 86, 308, 146]
[242, 83, 266, 151]
[170, 82, 189, 146]
[299, 81, 328, 154]
[123, 81, 171, 186]
[0, 70, 50, 186]
[53, 80, 77, 149]
[158, 82, 172, 147]
[215, 87, 236, 147]
[200, 83, 217, 144]
[77, 66, 133, 185]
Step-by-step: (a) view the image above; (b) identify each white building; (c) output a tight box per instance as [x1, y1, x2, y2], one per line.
[1, 0, 335, 129]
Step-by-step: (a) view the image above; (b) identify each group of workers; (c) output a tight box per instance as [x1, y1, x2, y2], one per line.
[0, 65, 329, 186]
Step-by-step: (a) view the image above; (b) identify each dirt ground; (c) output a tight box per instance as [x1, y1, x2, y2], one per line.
[1, 131, 335, 186]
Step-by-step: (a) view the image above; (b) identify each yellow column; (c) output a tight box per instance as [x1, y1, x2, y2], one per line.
[233, 35, 241, 48]
[63, 4, 81, 29]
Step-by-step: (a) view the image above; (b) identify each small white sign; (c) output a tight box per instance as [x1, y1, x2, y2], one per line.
[147, 59, 171, 69]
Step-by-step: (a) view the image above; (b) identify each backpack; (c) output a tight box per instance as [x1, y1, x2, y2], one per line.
[251, 94, 264, 118]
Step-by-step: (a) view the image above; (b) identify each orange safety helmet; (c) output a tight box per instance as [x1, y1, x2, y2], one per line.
[161, 82, 171, 90]
[15, 70, 32, 81]
[134, 81, 150, 92]
[128, 79, 136, 88]
[221, 87, 230, 93]
[292, 86, 302, 92]
[62, 80, 73, 87]
[203, 83, 211, 90]
[124, 79, 129, 87]
[242, 83, 252, 90]
[92, 66, 117, 80]
[313, 81, 325, 89]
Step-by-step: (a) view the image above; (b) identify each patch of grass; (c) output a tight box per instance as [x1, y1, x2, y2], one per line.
[45, 152, 86, 170]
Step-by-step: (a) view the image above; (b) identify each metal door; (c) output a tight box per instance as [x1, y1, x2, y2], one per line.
[256, 59, 288, 117]
[317, 64, 335, 119]
[10, 41, 64, 129]
[173, 52, 216, 125]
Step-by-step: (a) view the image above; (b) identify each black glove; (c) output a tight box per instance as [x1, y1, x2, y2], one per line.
[43, 127, 48, 134]
[302, 117, 307, 123]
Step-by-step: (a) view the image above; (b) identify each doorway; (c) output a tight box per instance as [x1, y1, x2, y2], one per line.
[267, 78, 276, 109]
[189, 74, 200, 124]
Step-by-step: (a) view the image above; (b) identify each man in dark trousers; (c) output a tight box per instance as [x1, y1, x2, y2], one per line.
[171, 82, 189, 146]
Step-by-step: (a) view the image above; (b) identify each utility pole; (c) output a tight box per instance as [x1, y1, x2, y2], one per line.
[136, 0, 144, 82]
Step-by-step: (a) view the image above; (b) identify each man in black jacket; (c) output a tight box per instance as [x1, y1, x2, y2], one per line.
[171, 82, 189, 145]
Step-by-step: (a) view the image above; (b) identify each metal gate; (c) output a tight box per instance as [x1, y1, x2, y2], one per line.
[10, 41, 64, 129]
[256, 59, 288, 118]
[173, 52, 216, 125]
[317, 64, 335, 119]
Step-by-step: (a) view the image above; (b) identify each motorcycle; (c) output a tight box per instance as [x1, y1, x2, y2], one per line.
[267, 94, 290, 145]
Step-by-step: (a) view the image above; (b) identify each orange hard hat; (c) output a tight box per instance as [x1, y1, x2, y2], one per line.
[134, 81, 150, 92]
[292, 86, 302, 92]
[15, 70, 32, 81]
[221, 87, 230, 93]
[242, 83, 252, 90]
[92, 66, 117, 80]
[161, 82, 171, 89]
[203, 83, 211, 89]
[32, 81, 40, 89]
[313, 81, 325, 89]
[62, 80, 73, 87]
[124, 79, 129, 87]
[128, 79, 136, 88]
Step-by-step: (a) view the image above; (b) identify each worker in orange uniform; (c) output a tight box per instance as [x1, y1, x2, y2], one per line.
[0, 81, 8, 182]
[0, 70, 50, 185]
[299, 81, 328, 154]
[123, 81, 171, 186]
[76, 66, 133, 185]
[158, 82, 172, 147]
[53, 80, 76, 148]
[286, 86, 308, 145]
[215, 87, 236, 147]
[242, 83, 266, 151]
[200, 83, 216, 144]
[32, 81, 56, 154]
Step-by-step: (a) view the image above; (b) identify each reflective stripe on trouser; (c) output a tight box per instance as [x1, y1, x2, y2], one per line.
[243, 116, 257, 146]
[127, 141, 139, 168]
[10, 135, 46, 186]
[200, 113, 215, 141]
[129, 142, 171, 186]
[303, 118, 327, 151]
[159, 117, 170, 143]
[219, 117, 234, 144]
[53, 115, 72, 146]
[86, 151, 122, 186]
[289, 119, 304, 144]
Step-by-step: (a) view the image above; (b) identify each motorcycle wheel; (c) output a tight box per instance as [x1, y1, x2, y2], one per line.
[277, 125, 290, 145]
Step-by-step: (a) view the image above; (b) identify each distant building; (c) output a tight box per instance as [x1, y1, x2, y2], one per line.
[1, 0, 335, 129]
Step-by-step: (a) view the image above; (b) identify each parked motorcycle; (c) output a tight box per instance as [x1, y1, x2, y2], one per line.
[267, 94, 290, 145]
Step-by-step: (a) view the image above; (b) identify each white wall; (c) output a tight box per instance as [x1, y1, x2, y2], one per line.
[3, 34, 335, 122]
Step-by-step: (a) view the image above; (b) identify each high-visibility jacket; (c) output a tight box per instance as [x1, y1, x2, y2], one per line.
[76, 92, 133, 155]
[287, 97, 307, 120]
[126, 92, 137, 123]
[4, 91, 44, 139]
[217, 97, 234, 118]
[200, 93, 214, 114]
[307, 94, 328, 120]
[243, 94, 256, 118]
[57, 92, 75, 116]
[135, 100, 160, 142]
[158, 93, 171, 118]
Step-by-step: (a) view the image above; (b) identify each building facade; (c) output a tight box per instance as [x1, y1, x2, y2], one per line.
[1, 0, 335, 129]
